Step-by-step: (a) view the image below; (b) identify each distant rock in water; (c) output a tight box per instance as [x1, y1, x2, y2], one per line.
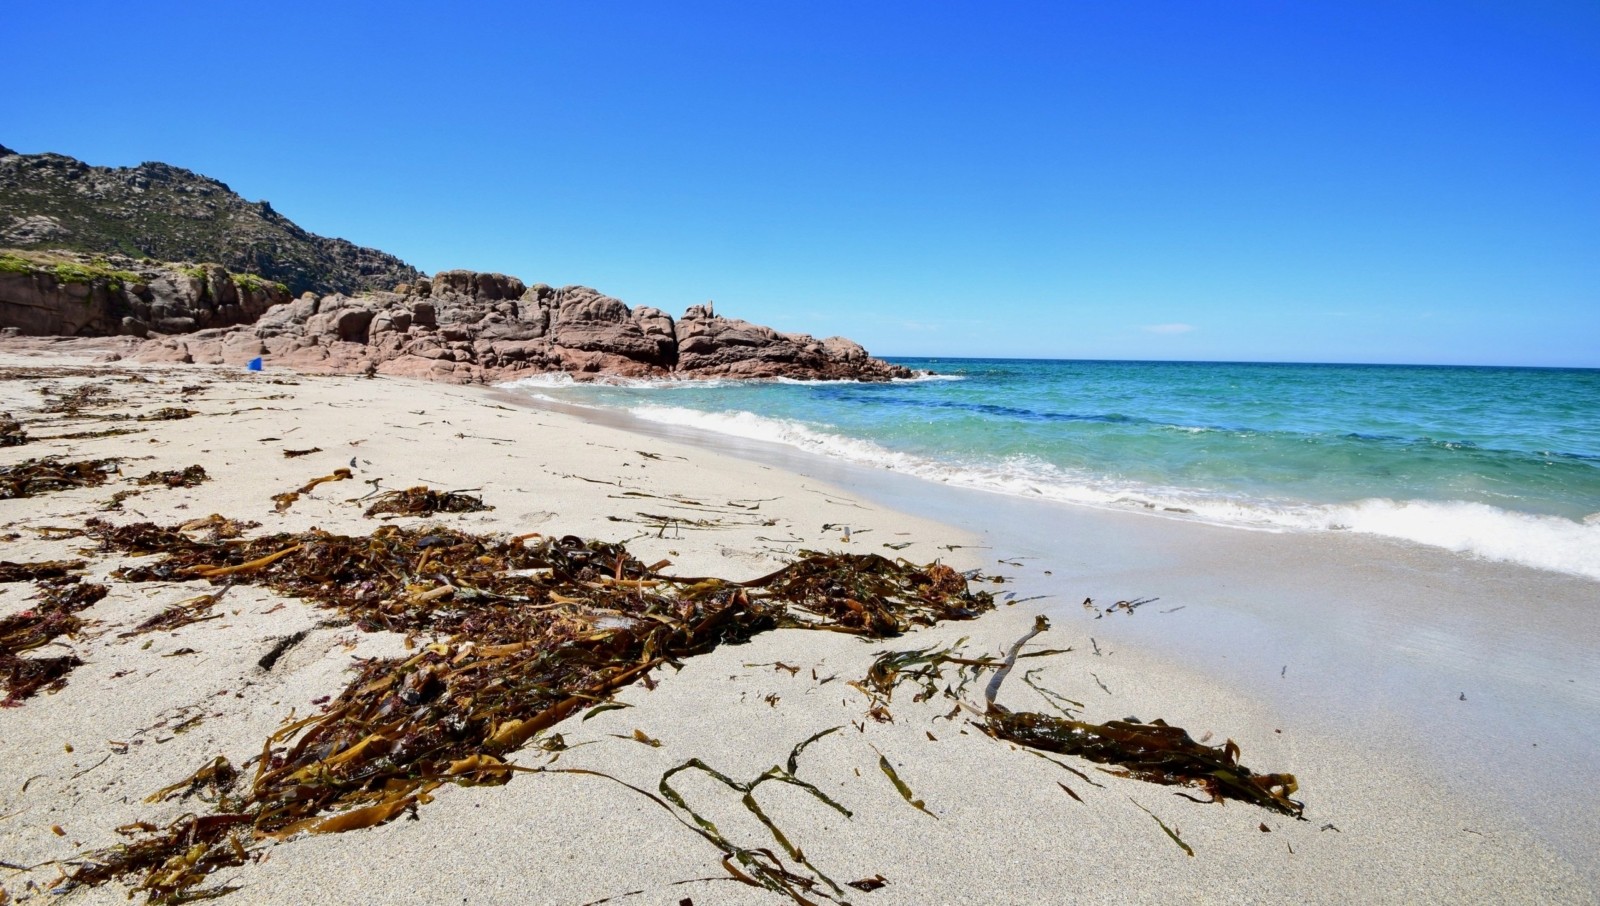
[0, 146, 420, 296]
[125, 270, 911, 382]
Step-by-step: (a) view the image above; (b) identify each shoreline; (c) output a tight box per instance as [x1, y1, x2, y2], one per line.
[1, 347, 1595, 904]
[496, 366, 1600, 583]
[502, 381, 1600, 888]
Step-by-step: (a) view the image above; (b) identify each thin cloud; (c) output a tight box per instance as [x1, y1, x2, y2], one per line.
[1143, 323, 1197, 335]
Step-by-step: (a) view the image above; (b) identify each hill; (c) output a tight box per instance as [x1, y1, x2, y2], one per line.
[0, 144, 420, 296]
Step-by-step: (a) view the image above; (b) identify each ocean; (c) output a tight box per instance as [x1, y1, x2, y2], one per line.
[502, 359, 1600, 581]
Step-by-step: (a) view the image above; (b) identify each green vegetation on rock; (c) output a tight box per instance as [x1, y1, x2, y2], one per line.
[52, 259, 140, 289]
[230, 271, 287, 296]
[0, 250, 137, 291]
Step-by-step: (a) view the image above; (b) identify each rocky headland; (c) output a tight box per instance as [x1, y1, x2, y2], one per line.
[0, 144, 908, 382]
[0, 250, 909, 382]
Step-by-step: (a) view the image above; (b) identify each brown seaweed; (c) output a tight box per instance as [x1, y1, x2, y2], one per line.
[0, 579, 108, 706]
[135, 466, 210, 489]
[103, 489, 143, 511]
[874, 750, 935, 818]
[362, 486, 492, 518]
[0, 560, 85, 583]
[0, 653, 83, 705]
[32, 427, 147, 441]
[1130, 797, 1194, 856]
[0, 580, 109, 654]
[855, 616, 1303, 818]
[980, 617, 1303, 817]
[271, 468, 353, 512]
[136, 408, 197, 422]
[0, 411, 26, 447]
[40, 383, 116, 415]
[120, 593, 225, 637]
[69, 521, 994, 901]
[651, 727, 855, 900]
[174, 514, 261, 542]
[0, 457, 121, 499]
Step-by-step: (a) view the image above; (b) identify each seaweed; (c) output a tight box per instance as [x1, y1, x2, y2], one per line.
[0, 653, 83, 705]
[271, 468, 352, 512]
[362, 486, 492, 518]
[103, 489, 143, 511]
[173, 514, 261, 542]
[855, 616, 1302, 819]
[0, 457, 121, 499]
[135, 466, 209, 489]
[69, 521, 995, 901]
[137, 408, 197, 422]
[1130, 798, 1194, 856]
[40, 383, 116, 415]
[0, 411, 26, 447]
[0, 579, 108, 705]
[30, 427, 147, 441]
[548, 726, 859, 903]
[980, 617, 1303, 817]
[256, 631, 308, 671]
[120, 593, 225, 637]
[874, 750, 935, 818]
[0, 560, 85, 583]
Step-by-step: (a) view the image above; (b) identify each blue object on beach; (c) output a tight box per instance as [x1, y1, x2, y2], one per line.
[248, 357, 263, 371]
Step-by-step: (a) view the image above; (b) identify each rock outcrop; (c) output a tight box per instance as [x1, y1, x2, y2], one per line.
[126, 269, 910, 383]
[0, 139, 908, 383]
[0, 250, 290, 338]
[0, 146, 421, 296]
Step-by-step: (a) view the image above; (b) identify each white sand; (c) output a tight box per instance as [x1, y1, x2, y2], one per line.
[1, 346, 1594, 905]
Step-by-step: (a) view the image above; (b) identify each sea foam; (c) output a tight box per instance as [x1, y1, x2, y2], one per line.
[627, 404, 1600, 581]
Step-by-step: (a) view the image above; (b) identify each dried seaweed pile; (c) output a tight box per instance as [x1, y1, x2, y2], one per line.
[135, 466, 209, 489]
[0, 559, 85, 582]
[0, 457, 121, 499]
[0, 578, 108, 705]
[0, 366, 126, 382]
[69, 520, 994, 901]
[136, 408, 196, 422]
[40, 382, 117, 415]
[0, 411, 26, 447]
[363, 486, 491, 518]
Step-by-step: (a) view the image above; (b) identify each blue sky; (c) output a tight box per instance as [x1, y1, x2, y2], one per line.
[5, 1, 1598, 366]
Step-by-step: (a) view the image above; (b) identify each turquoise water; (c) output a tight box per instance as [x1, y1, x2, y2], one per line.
[504, 359, 1600, 579]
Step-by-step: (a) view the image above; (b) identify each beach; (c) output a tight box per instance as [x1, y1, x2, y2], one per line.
[2, 346, 1597, 905]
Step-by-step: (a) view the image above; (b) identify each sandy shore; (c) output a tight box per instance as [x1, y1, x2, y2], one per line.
[2, 345, 1595, 905]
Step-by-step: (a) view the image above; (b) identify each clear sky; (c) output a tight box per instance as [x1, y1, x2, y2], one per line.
[5, 1, 1598, 366]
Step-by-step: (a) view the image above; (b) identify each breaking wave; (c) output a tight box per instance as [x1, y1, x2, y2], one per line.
[626, 404, 1600, 581]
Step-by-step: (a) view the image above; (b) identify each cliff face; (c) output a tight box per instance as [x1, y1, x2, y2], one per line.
[132, 270, 911, 383]
[0, 145, 420, 296]
[0, 250, 290, 338]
